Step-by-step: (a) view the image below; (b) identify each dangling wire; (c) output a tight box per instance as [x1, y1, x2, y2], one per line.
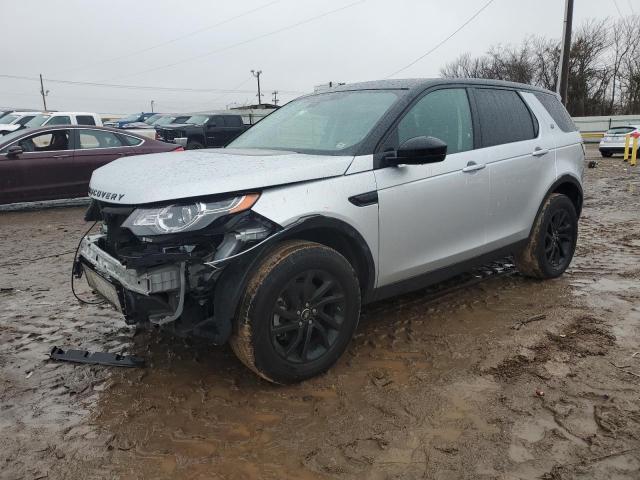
[70, 221, 105, 305]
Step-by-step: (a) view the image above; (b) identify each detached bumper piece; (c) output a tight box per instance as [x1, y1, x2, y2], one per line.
[49, 346, 145, 368]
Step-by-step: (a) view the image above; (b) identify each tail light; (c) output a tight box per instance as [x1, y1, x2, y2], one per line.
[173, 146, 184, 152]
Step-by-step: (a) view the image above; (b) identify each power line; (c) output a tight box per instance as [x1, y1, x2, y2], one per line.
[629, 0, 636, 14]
[386, 0, 497, 78]
[54, 0, 280, 77]
[0, 73, 303, 95]
[612, 0, 623, 17]
[104, 0, 368, 81]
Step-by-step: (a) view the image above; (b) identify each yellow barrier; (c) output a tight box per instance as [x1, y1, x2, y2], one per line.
[632, 136, 638, 167]
[624, 134, 631, 161]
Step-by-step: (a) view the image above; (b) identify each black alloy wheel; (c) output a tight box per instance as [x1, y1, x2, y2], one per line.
[270, 269, 346, 364]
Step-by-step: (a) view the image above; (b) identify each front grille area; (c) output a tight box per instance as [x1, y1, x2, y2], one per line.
[157, 128, 183, 142]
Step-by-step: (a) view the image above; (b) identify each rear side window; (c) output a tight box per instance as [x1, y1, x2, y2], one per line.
[46, 115, 71, 126]
[78, 129, 123, 149]
[533, 93, 577, 132]
[121, 135, 143, 146]
[474, 89, 537, 147]
[77, 115, 96, 126]
[223, 116, 242, 127]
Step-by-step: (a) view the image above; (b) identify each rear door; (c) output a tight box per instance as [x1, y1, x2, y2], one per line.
[73, 129, 130, 193]
[471, 87, 554, 250]
[0, 128, 76, 203]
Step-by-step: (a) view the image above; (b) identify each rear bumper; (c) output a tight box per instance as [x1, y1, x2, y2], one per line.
[598, 146, 625, 154]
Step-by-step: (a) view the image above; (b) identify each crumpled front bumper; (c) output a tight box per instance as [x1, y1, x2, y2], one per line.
[78, 234, 182, 296]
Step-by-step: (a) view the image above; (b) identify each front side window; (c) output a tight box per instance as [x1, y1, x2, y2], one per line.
[475, 89, 537, 147]
[18, 130, 70, 152]
[228, 90, 401, 154]
[46, 116, 71, 126]
[396, 88, 474, 154]
[224, 116, 242, 127]
[78, 129, 123, 149]
[77, 115, 96, 126]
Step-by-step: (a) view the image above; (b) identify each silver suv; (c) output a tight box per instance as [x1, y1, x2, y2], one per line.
[76, 79, 584, 383]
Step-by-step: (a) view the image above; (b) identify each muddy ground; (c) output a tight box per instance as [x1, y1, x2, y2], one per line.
[1, 145, 639, 480]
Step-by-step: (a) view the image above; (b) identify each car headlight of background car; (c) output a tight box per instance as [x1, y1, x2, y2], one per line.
[122, 193, 260, 235]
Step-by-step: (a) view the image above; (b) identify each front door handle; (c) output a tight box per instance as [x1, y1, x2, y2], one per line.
[462, 161, 486, 173]
[52, 154, 71, 158]
[532, 147, 550, 157]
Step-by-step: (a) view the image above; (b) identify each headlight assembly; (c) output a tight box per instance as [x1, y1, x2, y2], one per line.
[122, 193, 259, 235]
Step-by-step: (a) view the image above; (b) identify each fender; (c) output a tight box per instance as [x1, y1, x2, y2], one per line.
[209, 215, 376, 344]
[528, 174, 583, 238]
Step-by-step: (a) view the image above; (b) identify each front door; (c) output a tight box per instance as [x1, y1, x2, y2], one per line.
[374, 87, 490, 287]
[0, 128, 76, 203]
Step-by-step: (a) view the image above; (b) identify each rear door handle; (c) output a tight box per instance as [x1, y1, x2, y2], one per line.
[462, 162, 486, 173]
[532, 147, 549, 157]
[52, 154, 71, 158]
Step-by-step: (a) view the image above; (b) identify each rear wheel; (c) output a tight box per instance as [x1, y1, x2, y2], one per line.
[230, 240, 361, 384]
[601, 151, 613, 158]
[186, 140, 204, 150]
[515, 193, 578, 279]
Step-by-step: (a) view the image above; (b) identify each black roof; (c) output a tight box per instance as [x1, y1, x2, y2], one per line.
[322, 78, 554, 96]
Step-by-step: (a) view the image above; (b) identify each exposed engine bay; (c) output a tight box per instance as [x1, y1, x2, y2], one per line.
[75, 197, 281, 344]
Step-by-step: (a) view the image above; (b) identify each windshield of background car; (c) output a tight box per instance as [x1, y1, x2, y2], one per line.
[606, 126, 635, 135]
[120, 114, 141, 122]
[25, 115, 50, 127]
[153, 116, 174, 126]
[0, 114, 19, 124]
[228, 90, 401, 154]
[144, 114, 163, 125]
[186, 115, 210, 125]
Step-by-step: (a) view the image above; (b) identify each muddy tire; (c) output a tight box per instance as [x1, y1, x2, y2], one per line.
[186, 140, 204, 150]
[515, 193, 578, 279]
[229, 240, 361, 384]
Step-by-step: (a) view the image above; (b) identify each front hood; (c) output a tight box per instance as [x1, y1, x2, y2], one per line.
[157, 123, 195, 130]
[89, 148, 353, 205]
[0, 124, 20, 132]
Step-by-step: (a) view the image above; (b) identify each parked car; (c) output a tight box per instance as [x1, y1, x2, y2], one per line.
[0, 111, 41, 135]
[0, 125, 182, 204]
[124, 114, 192, 139]
[155, 112, 247, 149]
[598, 125, 640, 157]
[104, 112, 157, 129]
[25, 112, 103, 128]
[76, 79, 584, 383]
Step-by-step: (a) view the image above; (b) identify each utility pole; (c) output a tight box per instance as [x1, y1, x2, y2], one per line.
[557, 0, 574, 106]
[251, 69, 262, 105]
[150, 100, 155, 112]
[39, 74, 49, 111]
[272, 90, 279, 105]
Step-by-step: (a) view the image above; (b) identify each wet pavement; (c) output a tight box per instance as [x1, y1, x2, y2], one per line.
[1, 145, 639, 479]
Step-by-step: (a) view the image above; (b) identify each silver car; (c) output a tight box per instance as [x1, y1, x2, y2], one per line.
[76, 79, 585, 383]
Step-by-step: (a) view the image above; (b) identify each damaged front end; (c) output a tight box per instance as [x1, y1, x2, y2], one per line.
[75, 193, 281, 344]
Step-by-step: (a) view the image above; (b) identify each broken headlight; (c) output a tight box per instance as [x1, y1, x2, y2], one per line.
[122, 194, 259, 235]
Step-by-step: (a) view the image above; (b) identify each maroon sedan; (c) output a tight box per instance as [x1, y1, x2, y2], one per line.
[0, 125, 182, 204]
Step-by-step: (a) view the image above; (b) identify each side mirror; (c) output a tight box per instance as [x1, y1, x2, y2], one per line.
[6, 145, 23, 158]
[390, 136, 447, 165]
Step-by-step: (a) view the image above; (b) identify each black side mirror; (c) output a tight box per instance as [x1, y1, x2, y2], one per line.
[6, 145, 23, 158]
[390, 136, 447, 165]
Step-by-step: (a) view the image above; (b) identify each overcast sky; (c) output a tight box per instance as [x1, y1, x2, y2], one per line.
[0, 0, 628, 114]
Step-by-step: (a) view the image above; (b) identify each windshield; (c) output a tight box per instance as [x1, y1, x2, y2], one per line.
[153, 116, 175, 126]
[228, 90, 401, 154]
[25, 115, 50, 127]
[120, 113, 141, 123]
[0, 114, 19, 124]
[606, 126, 635, 135]
[186, 114, 210, 125]
[144, 114, 163, 125]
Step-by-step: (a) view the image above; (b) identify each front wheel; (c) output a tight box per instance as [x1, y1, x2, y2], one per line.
[601, 151, 613, 158]
[230, 240, 361, 384]
[515, 193, 578, 279]
[186, 140, 204, 150]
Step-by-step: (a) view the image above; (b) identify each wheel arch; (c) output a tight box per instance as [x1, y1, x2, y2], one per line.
[550, 175, 583, 218]
[211, 215, 375, 345]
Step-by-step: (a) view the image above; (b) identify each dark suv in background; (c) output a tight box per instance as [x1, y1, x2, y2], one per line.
[155, 112, 247, 149]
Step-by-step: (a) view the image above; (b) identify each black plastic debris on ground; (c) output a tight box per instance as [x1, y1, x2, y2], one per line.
[49, 346, 145, 368]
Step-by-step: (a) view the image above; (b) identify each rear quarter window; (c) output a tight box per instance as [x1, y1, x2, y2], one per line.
[533, 93, 577, 132]
[474, 88, 538, 147]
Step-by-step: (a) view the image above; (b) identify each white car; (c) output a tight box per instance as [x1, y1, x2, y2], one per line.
[77, 79, 584, 383]
[25, 112, 103, 128]
[598, 125, 640, 157]
[0, 111, 41, 135]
